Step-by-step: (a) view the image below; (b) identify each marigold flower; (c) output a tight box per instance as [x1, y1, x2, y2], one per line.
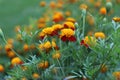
[113, 71, 120, 80]
[52, 40, 59, 50]
[60, 29, 76, 42]
[53, 12, 64, 22]
[11, 57, 23, 66]
[38, 61, 49, 69]
[38, 32, 46, 39]
[80, 4, 88, 10]
[5, 44, 13, 52]
[40, 1, 46, 7]
[32, 73, 40, 79]
[23, 44, 29, 51]
[94, 1, 101, 8]
[65, 17, 76, 23]
[84, 36, 96, 46]
[0, 64, 4, 72]
[65, 11, 71, 16]
[38, 18, 46, 23]
[43, 41, 52, 49]
[52, 24, 63, 31]
[63, 21, 75, 30]
[100, 64, 108, 73]
[94, 32, 105, 39]
[50, 1, 56, 8]
[52, 51, 61, 59]
[7, 51, 15, 58]
[7, 38, 14, 44]
[113, 17, 120, 22]
[42, 27, 54, 35]
[37, 23, 46, 29]
[99, 7, 107, 15]
[21, 77, 27, 80]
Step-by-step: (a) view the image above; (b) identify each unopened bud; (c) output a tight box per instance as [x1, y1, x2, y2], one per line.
[106, 2, 112, 12]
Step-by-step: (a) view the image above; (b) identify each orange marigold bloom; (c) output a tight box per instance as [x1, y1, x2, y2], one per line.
[63, 21, 75, 30]
[60, 29, 76, 42]
[52, 40, 59, 50]
[84, 36, 96, 46]
[11, 57, 23, 66]
[7, 51, 15, 58]
[0, 64, 4, 72]
[52, 24, 63, 31]
[113, 71, 120, 80]
[38, 61, 49, 69]
[37, 23, 46, 29]
[40, 1, 46, 7]
[53, 12, 64, 22]
[65, 11, 71, 17]
[7, 38, 14, 44]
[38, 18, 46, 23]
[43, 41, 52, 49]
[32, 73, 40, 79]
[50, 1, 56, 8]
[80, 4, 88, 10]
[23, 44, 29, 51]
[38, 32, 46, 39]
[113, 17, 120, 22]
[94, 32, 105, 39]
[100, 64, 108, 73]
[65, 17, 76, 23]
[42, 27, 54, 35]
[94, 1, 101, 8]
[52, 51, 61, 59]
[5, 44, 13, 52]
[99, 7, 107, 15]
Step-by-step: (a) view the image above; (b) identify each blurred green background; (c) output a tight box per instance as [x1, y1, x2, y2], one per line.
[0, 0, 42, 37]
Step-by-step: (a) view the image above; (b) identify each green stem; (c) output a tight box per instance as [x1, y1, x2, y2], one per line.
[57, 59, 65, 77]
[3, 36, 25, 62]
[82, 13, 86, 37]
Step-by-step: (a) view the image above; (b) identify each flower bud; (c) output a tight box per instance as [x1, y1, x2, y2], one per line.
[106, 2, 112, 12]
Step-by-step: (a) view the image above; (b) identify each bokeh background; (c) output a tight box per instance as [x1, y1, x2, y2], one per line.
[0, 0, 43, 37]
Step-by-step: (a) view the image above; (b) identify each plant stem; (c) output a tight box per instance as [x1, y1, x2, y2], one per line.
[57, 59, 65, 77]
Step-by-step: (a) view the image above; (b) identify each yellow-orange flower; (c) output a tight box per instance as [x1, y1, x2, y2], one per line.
[37, 23, 46, 29]
[52, 24, 63, 31]
[38, 61, 49, 69]
[65, 17, 76, 23]
[100, 64, 108, 73]
[43, 41, 52, 49]
[60, 29, 76, 42]
[42, 27, 54, 35]
[113, 17, 120, 22]
[99, 7, 107, 15]
[23, 44, 29, 51]
[7, 51, 15, 58]
[40, 1, 46, 7]
[53, 12, 63, 22]
[113, 71, 120, 79]
[5, 44, 13, 52]
[11, 57, 23, 66]
[94, 32, 105, 39]
[80, 4, 88, 10]
[65, 11, 71, 16]
[32, 73, 40, 79]
[52, 51, 61, 59]
[7, 38, 14, 44]
[63, 21, 75, 30]
[84, 36, 96, 46]
[49, 1, 56, 9]
[0, 64, 4, 72]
